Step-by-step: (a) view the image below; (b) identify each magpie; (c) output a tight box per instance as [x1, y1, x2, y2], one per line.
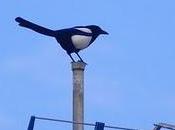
[15, 17, 108, 62]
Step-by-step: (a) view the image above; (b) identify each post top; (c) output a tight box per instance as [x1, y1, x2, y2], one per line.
[71, 61, 87, 71]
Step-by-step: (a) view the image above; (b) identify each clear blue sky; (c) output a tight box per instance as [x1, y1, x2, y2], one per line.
[1, 0, 175, 130]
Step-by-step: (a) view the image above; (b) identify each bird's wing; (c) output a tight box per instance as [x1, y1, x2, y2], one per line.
[72, 27, 93, 36]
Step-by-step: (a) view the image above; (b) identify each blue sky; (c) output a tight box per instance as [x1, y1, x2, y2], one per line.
[1, 0, 175, 130]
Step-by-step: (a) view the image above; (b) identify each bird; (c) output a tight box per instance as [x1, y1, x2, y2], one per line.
[15, 17, 108, 62]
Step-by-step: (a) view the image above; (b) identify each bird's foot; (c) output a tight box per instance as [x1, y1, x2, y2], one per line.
[77, 60, 87, 65]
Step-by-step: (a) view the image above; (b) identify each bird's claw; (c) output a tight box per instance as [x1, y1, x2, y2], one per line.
[77, 60, 87, 65]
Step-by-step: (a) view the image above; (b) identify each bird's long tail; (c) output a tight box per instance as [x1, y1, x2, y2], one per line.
[15, 17, 56, 37]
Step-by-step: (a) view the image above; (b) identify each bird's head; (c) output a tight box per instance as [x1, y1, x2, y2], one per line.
[86, 25, 108, 35]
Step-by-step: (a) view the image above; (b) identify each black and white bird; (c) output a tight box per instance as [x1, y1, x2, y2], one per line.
[15, 17, 108, 62]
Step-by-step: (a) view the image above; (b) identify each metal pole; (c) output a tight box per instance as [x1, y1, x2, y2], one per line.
[71, 61, 86, 130]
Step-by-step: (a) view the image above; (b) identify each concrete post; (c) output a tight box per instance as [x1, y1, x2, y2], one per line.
[71, 61, 86, 130]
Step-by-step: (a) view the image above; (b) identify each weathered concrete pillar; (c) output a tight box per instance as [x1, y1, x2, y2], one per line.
[71, 61, 86, 130]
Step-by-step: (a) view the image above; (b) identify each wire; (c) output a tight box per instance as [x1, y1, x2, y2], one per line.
[35, 116, 139, 130]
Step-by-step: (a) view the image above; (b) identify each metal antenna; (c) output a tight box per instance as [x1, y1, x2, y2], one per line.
[27, 116, 35, 130]
[154, 123, 175, 130]
[28, 116, 139, 130]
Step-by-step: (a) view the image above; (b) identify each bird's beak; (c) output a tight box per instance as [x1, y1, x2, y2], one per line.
[100, 30, 109, 35]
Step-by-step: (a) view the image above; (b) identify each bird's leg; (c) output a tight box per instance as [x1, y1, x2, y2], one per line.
[75, 52, 84, 63]
[68, 53, 75, 62]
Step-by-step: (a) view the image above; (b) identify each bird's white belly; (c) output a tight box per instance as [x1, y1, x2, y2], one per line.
[71, 35, 92, 49]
